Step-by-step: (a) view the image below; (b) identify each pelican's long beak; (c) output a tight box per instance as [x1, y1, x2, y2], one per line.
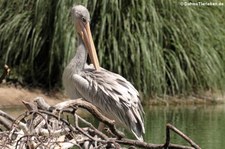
[76, 21, 100, 70]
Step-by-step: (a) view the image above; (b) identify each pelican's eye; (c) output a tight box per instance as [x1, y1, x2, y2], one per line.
[82, 17, 87, 23]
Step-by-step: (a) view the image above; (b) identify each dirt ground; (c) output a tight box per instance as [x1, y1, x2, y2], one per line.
[0, 84, 224, 108]
[0, 84, 66, 108]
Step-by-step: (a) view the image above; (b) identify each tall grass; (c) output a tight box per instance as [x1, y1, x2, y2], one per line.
[0, 0, 78, 87]
[0, 0, 225, 97]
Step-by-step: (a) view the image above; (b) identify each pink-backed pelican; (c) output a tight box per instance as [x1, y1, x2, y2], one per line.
[63, 5, 145, 141]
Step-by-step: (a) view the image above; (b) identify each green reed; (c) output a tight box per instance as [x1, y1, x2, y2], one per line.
[0, 0, 225, 97]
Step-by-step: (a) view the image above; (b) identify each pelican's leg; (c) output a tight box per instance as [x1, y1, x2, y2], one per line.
[98, 122, 118, 138]
[97, 122, 105, 131]
[98, 122, 114, 136]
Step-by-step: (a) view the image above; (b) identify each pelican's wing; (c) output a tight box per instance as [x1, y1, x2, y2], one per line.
[71, 67, 145, 140]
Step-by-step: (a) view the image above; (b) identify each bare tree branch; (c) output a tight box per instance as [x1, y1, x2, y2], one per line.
[164, 124, 201, 149]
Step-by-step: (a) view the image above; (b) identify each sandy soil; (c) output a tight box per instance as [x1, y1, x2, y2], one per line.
[0, 84, 224, 108]
[0, 84, 66, 108]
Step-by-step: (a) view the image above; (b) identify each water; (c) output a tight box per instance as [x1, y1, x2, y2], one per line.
[1, 104, 225, 148]
[144, 105, 225, 149]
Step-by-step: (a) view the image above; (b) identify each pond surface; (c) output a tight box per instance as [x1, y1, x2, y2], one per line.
[143, 105, 225, 149]
[1, 104, 225, 149]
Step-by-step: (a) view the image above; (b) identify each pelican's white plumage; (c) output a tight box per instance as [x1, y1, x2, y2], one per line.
[63, 5, 145, 140]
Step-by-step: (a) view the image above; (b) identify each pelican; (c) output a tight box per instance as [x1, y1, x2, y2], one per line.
[63, 5, 145, 141]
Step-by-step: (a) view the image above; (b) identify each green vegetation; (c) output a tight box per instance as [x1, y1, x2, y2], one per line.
[0, 0, 76, 87]
[0, 0, 225, 96]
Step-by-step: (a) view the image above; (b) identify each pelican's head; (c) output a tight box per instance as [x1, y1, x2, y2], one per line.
[71, 5, 100, 70]
[71, 5, 90, 25]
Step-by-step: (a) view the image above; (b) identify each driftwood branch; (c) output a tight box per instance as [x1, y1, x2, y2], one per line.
[0, 64, 10, 83]
[164, 124, 201, 149]
[54, 98, 125, 139]
[0, 97, 200, 149]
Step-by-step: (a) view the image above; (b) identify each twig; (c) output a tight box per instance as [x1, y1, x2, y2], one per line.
[116, 138, 195, 149]
[164, 123, 201, 149]
[0, 64, 10, 83]
[74, 114, 99, 142]
[0, 115, 13, 130]
[35, 98, 125, 139]
[0, 110, 16, 130]
[76, 115, 109, 140]
[55, 98, 125, 139]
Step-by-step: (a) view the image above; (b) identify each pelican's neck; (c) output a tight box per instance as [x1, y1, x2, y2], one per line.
[67, 36, 87, 74]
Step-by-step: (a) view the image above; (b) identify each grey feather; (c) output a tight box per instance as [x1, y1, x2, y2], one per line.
[68, 66, 145, 140]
